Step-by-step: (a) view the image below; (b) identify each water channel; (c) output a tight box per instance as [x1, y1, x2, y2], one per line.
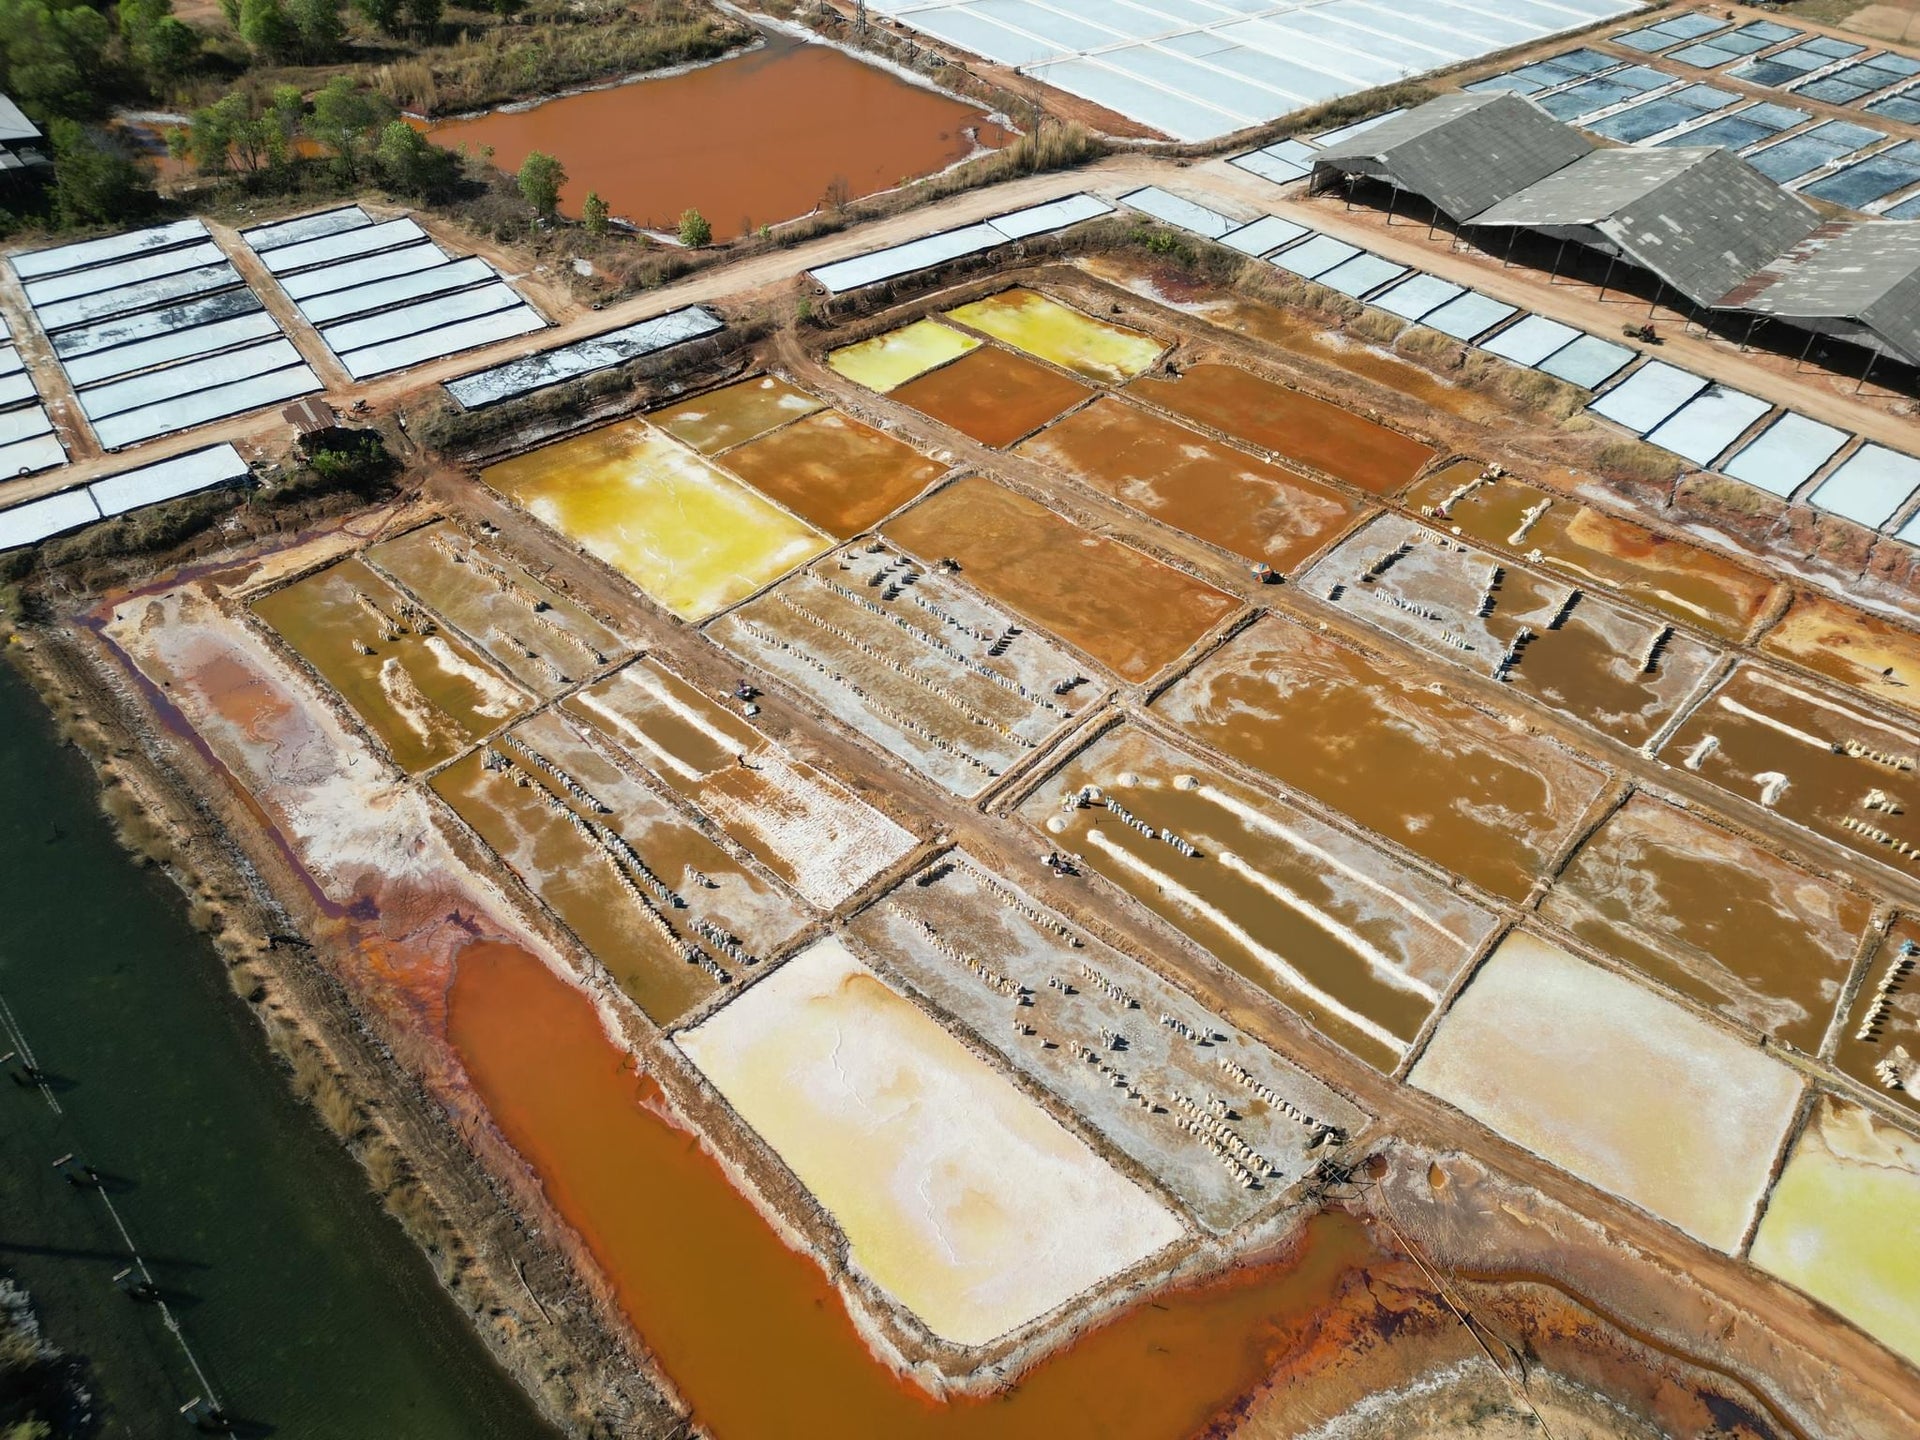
[0, 659, 558, 1439]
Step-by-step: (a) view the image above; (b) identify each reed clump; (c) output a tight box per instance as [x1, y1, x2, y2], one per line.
[1346, 308, 1406, 345]
[98, 783, 178, 869]
[1681, 473, 1781, 519]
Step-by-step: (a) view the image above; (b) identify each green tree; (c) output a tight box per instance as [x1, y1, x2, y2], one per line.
[237, 0, 294, 60]
[677, 207, 710, 248]
[351, 0, 399, 34]
[581, 189, 608, 236]
[374, 119, 454, 196]
[286, 0, 342, 59]
[119, 0, 200, 84]
[0, 0, 115, 119]
[267, 82, 304, 152]
[516, 149, 564, 218]
[188, 90, 278, 173]
[48, 119, 153, 225]
[401, 0, 438, 31]
[310, 74, 383, 179]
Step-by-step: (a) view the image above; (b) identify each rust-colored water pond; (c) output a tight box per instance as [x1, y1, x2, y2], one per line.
[448, 938, 1389, 1440]
[1410, 466, 1775, 641]
[1021, 725, 1496, 1071]
[1542, 793, 1870, 1053]
[1157, 617, 1610, 900]
[1660, 664, 1920, 883]
[1763, 590, 1920, 720]
[886, 477, 1239, 682]
[719, 409, 947, 537]
[1129, 363, 1433, 495]
[1018, 395, 1365, 570]
[423, 35, 1007, 238]
[889, 344, 1092, 448]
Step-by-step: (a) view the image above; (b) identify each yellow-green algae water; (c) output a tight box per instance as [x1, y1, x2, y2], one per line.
[827, 318, 978, 392]
[945, 288, 1165, 384]
[483, 420, 829, 620]
[650, 374, 824, 455]
[1750, 1094, 1920, 1366]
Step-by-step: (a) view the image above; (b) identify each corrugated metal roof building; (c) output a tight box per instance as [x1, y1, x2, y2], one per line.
[1301, 90, 1920, 373]
[0, 95, 46, 175]
[1470, 147, 1823, 309]
[1311, 92, 1595, 224]
[1720, 221, 1920, 367]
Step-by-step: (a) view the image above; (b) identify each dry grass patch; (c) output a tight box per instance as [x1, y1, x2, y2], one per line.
[1596, 440, 1683, 486]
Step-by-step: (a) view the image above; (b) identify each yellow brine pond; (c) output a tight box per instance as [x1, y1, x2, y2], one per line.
[483, 420, 828, 620]
[826, 317, 979, 392]
[945, 288, 1165, 384]
[675, 935, 1182, 1346]
[1750, 1093, 1920, 1367]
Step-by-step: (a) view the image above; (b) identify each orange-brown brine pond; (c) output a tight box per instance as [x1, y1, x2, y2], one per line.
[448, 941, 1385, 1439]
[424, 34, 1008, 238]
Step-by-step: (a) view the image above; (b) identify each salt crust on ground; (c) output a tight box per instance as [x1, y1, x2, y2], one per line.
[1412, 931, 1803, 1253]
[677, 936, 1182, 1346]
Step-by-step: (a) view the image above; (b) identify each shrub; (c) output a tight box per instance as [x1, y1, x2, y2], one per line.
[582, 190, 608, 235]
[676, 207, 710, 247]
[517, 150, 565, 218]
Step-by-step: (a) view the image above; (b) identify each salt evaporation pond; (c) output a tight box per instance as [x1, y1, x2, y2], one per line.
[426, 33, 1009, 238]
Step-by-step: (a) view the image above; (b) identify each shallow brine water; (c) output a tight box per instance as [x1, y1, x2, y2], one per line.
[425, 34, 1009, 238]
[448, 937, 1392, 1440]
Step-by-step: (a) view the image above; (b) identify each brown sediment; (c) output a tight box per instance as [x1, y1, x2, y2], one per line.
[1763, 589, 1920, 721]
[1127, 362, 1434, 495]
[365, 519, 636, 698]
[710, 546, 1100, 797]
[885, 476, 1240, 684]
[563, 657, 916, 910]
[717, 409, 948, 537]
[1018, 725, 1498, 1072]
[252, 556, 531, 774]
[1833, 918, 1920, 1121]
[1407, 468, 1775, 641]
[1156, 617, 1611, 901]
[429, 705, 811, 1025]
[1305, 513, 1722, 749]
[445, 935, 1391, 1440]
[421, 36, 1009, 238]
[651, 375, 826, 456]
[1015, 396, 1366, 572]
[1077, 259, 1506, 426]
[849, 853, 1370, 1235]
[1541, 793, 1873, 1053]
[888, 345, 1094, 449]
[1659, 664, 1920, 883]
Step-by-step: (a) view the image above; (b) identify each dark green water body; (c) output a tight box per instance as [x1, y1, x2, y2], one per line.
[0, 658, 559, 1439]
